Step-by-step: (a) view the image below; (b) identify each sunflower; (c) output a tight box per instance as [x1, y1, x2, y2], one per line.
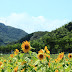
[46, 50, 50, 54]
[45, 53, 50, 59]
[15, 62, 18, 64]
[21, 41, 31, 53]
[45, 46, 47, 51]
[15, 49, 19, 52]
[58, 52, 64, 60]
[21, 68, 25, 72]
[33, 65, 37, 71]
[0, 61, 2, 66]
[4, 60, 6, 63]
[44, 46, 50, 54]
[14, 66, 18, 72]
[14, 49, 19, 55]
[37, 53, 45, 60]
[21, 61, 27, 65]
[9, 60, 12, 63]
[55, 69, 58, 72]
[68, 53, 72, 59]
[47, 55, 50, 59]
[38, 49, 44, 53]
[10, 54, 13, 57]
[66, 59, 68, 61]
[55, 59, 58, 62]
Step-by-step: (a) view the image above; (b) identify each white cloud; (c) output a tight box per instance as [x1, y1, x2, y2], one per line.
[0, 12, 70, 33]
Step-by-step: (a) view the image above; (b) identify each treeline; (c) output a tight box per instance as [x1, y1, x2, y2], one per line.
[0, 43, 21, 54]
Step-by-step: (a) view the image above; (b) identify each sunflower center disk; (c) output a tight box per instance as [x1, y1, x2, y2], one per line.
[40, 54, 43, 58]
[70, 55, 71, 58]
[25, 45, 29, 49]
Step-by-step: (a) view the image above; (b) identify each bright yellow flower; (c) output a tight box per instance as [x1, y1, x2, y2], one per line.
[15, 49, 19, 52]
[10, 54, 13, 57]
[21, 61, 27, 65]
[21, 68, 25, 72]
[21, 41, 31, 53]
[47, 55, 50, 59]
[31, 60, 33, 62]
[14, 66, 18, 72]
[68, 62, 70, 65]
[15, 62, 17, 64]
[4, 60, 6, 63]
[66, 59, 68, 61]
[68, 53, 72, 59]
[45, 46, 47, 50]
[14, 49, 19, 55]
[32, 65, 37, 71]
[58, 52, 64, 60]
[44, 46, 50, 54]
[45, 53, 50, 59]
[55, 69, 58, 72]
[9, 60, 11, 63]
[55, 59, 58, 62]
[46, 50, 50, 54]
[0, 61, 2, 66]
[38, 49, 44, 53]
[37, 53, 45, 60]
[34, 66, 37, 71]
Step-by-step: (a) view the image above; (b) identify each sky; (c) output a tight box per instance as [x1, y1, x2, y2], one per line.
[0, 0, 72, 33]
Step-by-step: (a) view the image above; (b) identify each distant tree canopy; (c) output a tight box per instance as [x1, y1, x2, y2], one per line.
[65, 22, 72, 31]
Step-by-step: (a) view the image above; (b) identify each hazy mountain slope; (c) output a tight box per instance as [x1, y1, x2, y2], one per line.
[0, 23, 28, 45]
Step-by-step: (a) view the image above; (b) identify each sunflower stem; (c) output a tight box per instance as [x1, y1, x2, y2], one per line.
[46, 64, 47, 72]
[42, 55, 44, 72]
[70, 60, 72, 72]
[25, 63, 26, 72]
[64, 55, 65, 72]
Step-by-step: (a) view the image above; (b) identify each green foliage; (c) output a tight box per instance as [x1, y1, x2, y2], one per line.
[30, 22, 72, 53]
[19, 33, 34, 43]
[0, 23, 28, 46]
[0, 22, 72, 54]
[0, 43, 21, 54]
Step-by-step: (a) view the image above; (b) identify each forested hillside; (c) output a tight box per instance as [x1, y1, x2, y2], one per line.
[30, 22, 72, 53]
[0, 23, 28, 46]
[0, 22, 72, 54]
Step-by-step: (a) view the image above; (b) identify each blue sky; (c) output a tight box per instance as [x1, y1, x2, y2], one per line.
[0, 0, 72, 33]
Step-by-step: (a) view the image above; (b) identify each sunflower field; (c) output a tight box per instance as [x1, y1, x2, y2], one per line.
[0, 41, 72, 72]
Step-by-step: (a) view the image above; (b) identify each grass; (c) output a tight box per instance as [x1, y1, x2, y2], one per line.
[0, 53, 10, 59]
[50, 54, 68, 59]
[0, 52, 71, 72]
[0, 53, 68, 60]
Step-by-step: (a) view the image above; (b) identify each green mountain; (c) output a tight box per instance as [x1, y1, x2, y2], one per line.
[30, 22, 72, 53]
[18, 22, 72, 53]
[18, 31, 48, 43]
[0, 23, 28, 46]
[0, 22, 72, 54]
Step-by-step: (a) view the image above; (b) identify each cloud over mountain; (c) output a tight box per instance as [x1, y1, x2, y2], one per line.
[0, 12, 70, 33]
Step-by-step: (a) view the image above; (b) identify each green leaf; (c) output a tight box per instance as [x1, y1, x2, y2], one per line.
[2, 69, 4, 72]
[29, 51, 32, 56]
[46, 57, 49, 62]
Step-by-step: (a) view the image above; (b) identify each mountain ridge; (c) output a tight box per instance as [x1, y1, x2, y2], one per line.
[0, 22, 72, 54]
[0, 23, 28, 45]
[17, 22, 72, 53]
